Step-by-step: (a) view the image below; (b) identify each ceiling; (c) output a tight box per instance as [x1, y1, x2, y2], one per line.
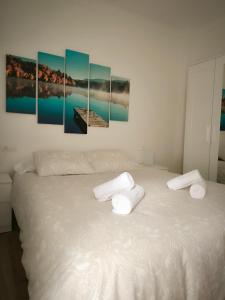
[106, 0, 225, 29]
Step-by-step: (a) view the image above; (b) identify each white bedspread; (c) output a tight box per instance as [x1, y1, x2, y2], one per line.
[12, 167, 225, 300]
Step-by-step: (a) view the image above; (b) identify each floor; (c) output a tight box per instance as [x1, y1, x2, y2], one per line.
[0, 231, 29, 300]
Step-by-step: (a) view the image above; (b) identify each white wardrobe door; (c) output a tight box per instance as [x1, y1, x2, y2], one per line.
[209, 55, 225, 181]
[183, 59, 215, 179]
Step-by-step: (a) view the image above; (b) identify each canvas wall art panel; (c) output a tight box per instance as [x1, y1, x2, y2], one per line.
[65, 49, 89, 134]
[221, 89, 225, 131]
[110, 76, 130, 122]
[6, 54, 36, 114]
[89, 64, 110, 127]
[38, 52, 64, 125]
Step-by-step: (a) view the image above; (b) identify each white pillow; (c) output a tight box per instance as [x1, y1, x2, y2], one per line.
[33, 151, 94, 176]
[84, 149, 140, 173]
[14, 159, 35, 175]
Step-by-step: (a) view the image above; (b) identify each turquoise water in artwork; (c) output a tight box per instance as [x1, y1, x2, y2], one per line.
[221, 112, 225, 131]
[6, 96, 36, 114]
[65, 50, 89, 134]
[65, 90, 88, 134]
[38, 97, 64, 125]
[110, 103, 128, 121]
[89, 97, 109, 123]
[6, 78, 36, 114]
[38, 82, 64, 124]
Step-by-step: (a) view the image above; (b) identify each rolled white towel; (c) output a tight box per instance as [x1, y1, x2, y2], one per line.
[112, 184, 145, 215]
[189, 180, 206, 199]
[93, 172, 135, 202]
[167, 169, 203, 190]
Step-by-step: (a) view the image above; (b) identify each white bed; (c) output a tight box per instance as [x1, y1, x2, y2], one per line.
[12, 166, 225, 300]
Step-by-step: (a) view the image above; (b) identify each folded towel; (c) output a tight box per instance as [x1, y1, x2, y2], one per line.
[167, 169, 203, 190]
[93, 172, 135, 202]
[112, 184, 145, 215]
[189, 180, 206, 199]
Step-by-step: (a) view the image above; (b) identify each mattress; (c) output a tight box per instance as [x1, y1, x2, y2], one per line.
[12, 167, 225, 300]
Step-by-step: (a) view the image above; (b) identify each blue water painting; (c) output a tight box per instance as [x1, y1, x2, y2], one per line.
[221, 113, 225, 131]
[110, 75, 129, 122]
[38, 52, 64, 125]
[65, 50, 89, 134]
[38, 96, 64, 125]
[89, 97, 109, 122]
[6, 55, 36, 114]
[110, 102, 128, 121]
[6, 95, 36, 114]
[89, 63, 110, 127]
[65, 89, 88, 133]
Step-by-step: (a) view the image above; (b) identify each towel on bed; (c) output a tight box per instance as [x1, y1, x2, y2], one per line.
[167, 169, 203, 190]
[93, 172, 135, 202]
[189, 180, 206, 199]
[112, 184, 145, 215]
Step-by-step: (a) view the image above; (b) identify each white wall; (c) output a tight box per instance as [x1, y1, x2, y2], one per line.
[187, 16, 225, 64]
[0, 0, 184, 172]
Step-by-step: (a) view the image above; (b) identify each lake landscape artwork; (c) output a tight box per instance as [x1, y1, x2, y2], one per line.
[6, 49, 131, 134]
[65, 49, 89, 134]
[110, 76, 130, 122]
[6, 54, 36, 114]
[89, 63, 110, 127]
[38, 52, 64, 125]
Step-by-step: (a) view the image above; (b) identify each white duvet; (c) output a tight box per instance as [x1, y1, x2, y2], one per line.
[12, 167, 225, 300]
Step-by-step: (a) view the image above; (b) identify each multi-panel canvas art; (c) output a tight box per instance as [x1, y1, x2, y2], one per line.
[89, 64, 110, 127]
[38, 52, 64, 125]
[65, 50, 89, 134]
[221, 89, 225, 131]
[6, 52, 130, 133]
[110, 76, 129, 122]
[6, 55, 36, 114]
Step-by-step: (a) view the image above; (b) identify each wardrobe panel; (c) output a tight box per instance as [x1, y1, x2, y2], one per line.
[209, 56, 225, 181]
[183, 60, 215, 179]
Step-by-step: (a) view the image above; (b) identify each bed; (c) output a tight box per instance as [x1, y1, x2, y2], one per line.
[12, 163, 225, 300]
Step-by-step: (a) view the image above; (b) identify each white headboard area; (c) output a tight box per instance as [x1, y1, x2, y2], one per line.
[0, 138, 155, 174]
[0, 148, 155, 174]
[0, 109, 155, 172]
